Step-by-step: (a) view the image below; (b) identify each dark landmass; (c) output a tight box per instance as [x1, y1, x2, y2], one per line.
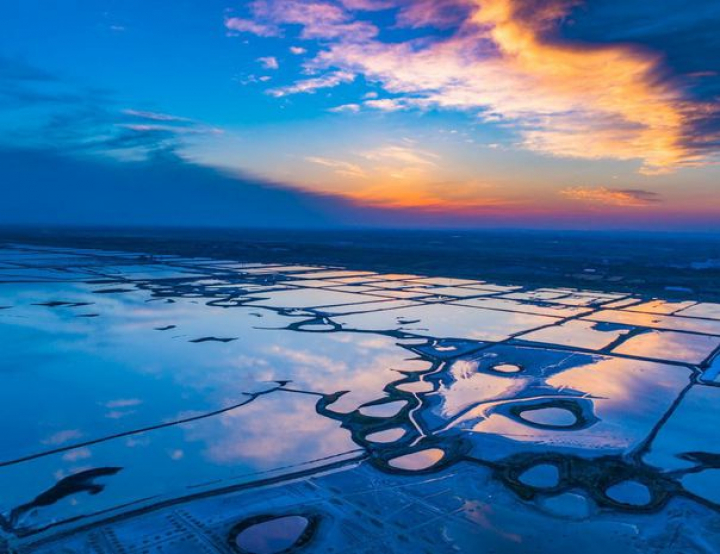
[2, 226, 719, 301]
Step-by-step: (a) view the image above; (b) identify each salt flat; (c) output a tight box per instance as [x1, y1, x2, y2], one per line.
[0, 243, 718, 554]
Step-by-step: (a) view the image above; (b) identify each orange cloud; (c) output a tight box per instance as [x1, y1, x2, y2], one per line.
[343, 180, 512, 212]
[232, 0, 718, 174]
[560, 186, 662, 207]
[300, 144, 510, 212]
[467, 0, 700, 174]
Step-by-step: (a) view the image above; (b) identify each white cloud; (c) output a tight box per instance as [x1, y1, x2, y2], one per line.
[267, 70, 355, 97]
[122, 109, 191, 122]
[329, 103, 361, 113]
[257, 56, 279, 70]
[361, 145, 439, 166]
[305, 155, 367, 178]
[257, 56, 280, 69]
[225, 16, 280, 37]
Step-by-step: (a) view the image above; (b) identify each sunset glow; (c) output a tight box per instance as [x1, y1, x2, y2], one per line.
[2, 0, 719, 228]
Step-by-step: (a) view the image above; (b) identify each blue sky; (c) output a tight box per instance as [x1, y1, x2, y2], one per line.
[1, 0, 719, 229]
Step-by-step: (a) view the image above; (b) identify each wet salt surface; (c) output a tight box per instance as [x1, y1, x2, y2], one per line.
[519, 463, 560, 488]
[387, 448, 445, 471]
[231, 515, 312, 554]
[365, 427, 407, 443]
[539, 492, 593, 519]
[516, 319, 631, 350]
[491, 362, 523, 373]
[0, 243, 718, 553]
[606, 480, 652, 507]
[358, 400, 407, 418]
[395, 380, 434, 393]
[516, 406, 579, 428]
[333, 302, 560, 341]
[612, 329, 720, 364]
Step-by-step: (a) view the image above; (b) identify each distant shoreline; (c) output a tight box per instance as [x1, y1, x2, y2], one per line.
[2, 227, 719, 302]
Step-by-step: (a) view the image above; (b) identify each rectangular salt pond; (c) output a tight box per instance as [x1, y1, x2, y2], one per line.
[611, 329, 720, 364]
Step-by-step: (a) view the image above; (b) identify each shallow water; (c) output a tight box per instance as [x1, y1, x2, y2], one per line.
[0, 243, 718, 553]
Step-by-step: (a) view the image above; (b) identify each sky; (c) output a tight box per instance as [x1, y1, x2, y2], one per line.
[1, 0, 719, 230]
